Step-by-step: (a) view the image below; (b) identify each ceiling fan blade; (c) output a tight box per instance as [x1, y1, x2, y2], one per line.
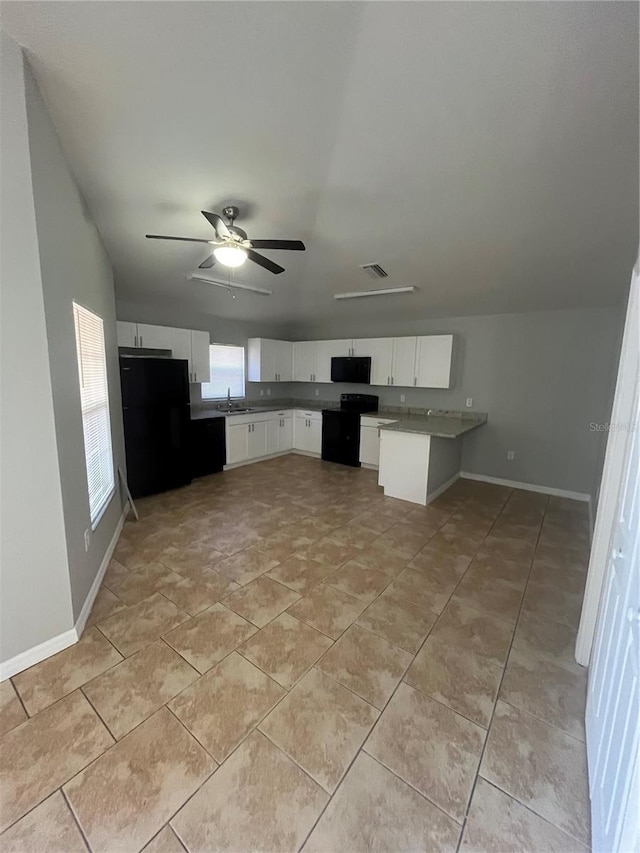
[247, 249, 285, 275]
[146, 234, 212, 243]
[249, 240, 306, 251]
[201, 211, 231, 240]
[199, 254, 216, 269]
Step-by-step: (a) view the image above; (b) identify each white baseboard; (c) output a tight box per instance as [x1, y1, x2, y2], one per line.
[74, 501, 129, 638]
[223, 450, 291, 471]
[0, 503, 129, 683]
[0, 628, 78, 682]
[290, 450, 321, 459]
[459, 471, 591, 502]
[426, 472, 460, 504]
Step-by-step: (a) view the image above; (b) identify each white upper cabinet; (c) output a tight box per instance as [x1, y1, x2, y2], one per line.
[293, 340, 317, 382]
[353, 338, 393, 386]
[392, 337, 417, 387]
[136, 323, 173, 350]
[170, 327, 192, 363]
[414, 334, 453, 388]
[247, 339, 293, 382]
[116, 321, 137, 348]
[191, 330, 211, 383]
[314, 340, 352, 383]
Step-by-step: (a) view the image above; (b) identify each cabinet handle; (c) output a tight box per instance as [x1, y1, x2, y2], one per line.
[140, 336, 143, 347]
[391, 377, 394, 385]
[134, 335, 138, 347]
[414, 377, 417, 386]
[387, 377, 390, 385]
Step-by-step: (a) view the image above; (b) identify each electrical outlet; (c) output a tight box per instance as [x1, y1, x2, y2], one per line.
[266, 388, 271, 396]
[84, 529, 91, 552]
[400, 394, 406, 403]
[466, 397, 473, 408]
[260, 389, 265, 397]
[315, 388, 319, 397]
[507, 450, 515, 461]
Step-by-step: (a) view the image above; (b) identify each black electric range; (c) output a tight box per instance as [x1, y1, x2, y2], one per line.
[321, 393, 379, 467]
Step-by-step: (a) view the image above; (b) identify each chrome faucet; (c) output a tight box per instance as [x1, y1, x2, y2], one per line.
[226, 387, 232, 412]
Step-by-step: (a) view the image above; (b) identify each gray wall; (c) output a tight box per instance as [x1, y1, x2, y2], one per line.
[116, 298, 294, 405]
[0, 34, 74, 664]
[289, 306, 624, 495]
[25, 63, 127, 620]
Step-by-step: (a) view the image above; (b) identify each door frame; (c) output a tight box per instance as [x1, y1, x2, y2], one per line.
[576, 255, 639, 666]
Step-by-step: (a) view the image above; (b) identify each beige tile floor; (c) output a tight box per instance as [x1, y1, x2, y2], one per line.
[0, 455, 592, 852]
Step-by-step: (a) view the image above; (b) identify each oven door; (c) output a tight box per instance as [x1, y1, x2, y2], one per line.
[321, 411, 361, 467]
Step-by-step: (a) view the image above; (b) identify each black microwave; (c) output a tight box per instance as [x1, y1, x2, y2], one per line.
[330, 356, 371, 384]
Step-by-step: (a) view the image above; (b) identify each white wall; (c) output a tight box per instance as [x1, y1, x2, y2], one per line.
[0, 33, 74, 665]
[24, 61, 127, 620]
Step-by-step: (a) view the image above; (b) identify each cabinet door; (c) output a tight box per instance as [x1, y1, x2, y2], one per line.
[359, 425, 381, 466]
[392, 337, 417, 387]
[293, 341, 316, 382]
[280, 416, 293, 451]
[415, 335, 453, 388]
[191, 331, 211, 383]
[293, 415, 308, 450]
[353, 338, 393, 386]
[308, 418, 322, 454]
[266, 419, 279, 454]
[136, 323, 173, 350]
[314, 340, 349, 383]
[116, 321, 137, 348]
[247, 420, 268, 459]
[227, 424, 248, 464]
[277, 340, 293, 382]
[260, 339, 278, 382]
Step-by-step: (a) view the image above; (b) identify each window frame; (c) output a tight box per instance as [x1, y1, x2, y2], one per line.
[200, 343, 246, 401]
[72, 301, 116, 530]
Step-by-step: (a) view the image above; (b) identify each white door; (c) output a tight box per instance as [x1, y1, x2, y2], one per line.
[315, 340, 352, 383]
[353, 338, 393, 386]
[277, 341, 293, 382]
[293, 341, 316, 382]
[261, 339, 278, 382]
[137, 323, 172, 350]
[359, 425, 380, 467]
[392, 337, 417, 387]
[308, 417, 322, 454]
[586, 277, 639, 853]
[266, 418, 279, 454]
[280, 416, 293, 451]
[116, 321, 137, 348]
[247, 420, 268, 459]
[227, 424, 248, 464]
[415, 335, 453, 388]
[191, 331, 211, 383]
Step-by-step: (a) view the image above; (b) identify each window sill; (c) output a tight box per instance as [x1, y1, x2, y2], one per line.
[90, 486, 116, 531]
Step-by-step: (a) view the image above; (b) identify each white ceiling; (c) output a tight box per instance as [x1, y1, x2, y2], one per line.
[2, 1, 638, 328]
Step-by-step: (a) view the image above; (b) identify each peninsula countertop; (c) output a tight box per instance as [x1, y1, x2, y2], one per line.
[378, 412, 488, 439]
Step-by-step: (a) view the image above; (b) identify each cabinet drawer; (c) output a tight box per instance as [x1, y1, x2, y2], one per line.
[295, 410, 322, 421]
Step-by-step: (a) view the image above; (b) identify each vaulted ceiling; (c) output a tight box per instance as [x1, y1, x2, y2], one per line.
[2, 1, 638, 326]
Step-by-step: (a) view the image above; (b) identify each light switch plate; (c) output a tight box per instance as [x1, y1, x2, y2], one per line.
[400, 394, 406, 403]
[507, 450, 515, 461]
[266, 388, 271, 396]
[315, 388, 319, 396]
[466, 397, 473, 408]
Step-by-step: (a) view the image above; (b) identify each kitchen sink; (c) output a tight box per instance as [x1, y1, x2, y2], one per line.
[226, 407, 258, 413]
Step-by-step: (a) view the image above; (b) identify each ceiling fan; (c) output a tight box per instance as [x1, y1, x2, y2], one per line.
[146, 206, 305, 275]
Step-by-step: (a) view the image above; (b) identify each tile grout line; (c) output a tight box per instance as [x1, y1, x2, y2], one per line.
[454, 491, 552, 852]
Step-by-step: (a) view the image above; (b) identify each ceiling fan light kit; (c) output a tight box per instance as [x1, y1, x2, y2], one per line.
[334, 285, 417, 300]
[212, 243, 248, 267]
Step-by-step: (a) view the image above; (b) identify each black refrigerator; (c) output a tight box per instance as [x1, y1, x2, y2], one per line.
[120, 356, 192, 498]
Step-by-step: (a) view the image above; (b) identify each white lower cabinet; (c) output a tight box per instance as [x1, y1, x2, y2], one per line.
[293, 411, 322, 454]
[226, 423, 249, 465]
[359, 417, 399, 467]
[226, 410, 294, 466]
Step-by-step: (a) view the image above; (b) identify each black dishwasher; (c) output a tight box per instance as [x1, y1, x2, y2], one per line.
[321, 394, 379, 467]
[189, 415, 226, 478]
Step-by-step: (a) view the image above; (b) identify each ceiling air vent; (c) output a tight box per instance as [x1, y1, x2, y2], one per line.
[359, 262, 388, 279]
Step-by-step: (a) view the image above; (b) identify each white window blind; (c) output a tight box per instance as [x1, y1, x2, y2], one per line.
[201, 344, 246, 399]
[73, 302, 115, 526]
